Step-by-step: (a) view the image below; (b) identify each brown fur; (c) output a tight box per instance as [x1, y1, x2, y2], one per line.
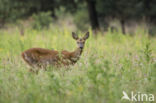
[21, 32, 89, 68]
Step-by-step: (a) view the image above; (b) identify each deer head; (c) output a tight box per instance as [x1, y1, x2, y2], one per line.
[72, 32, 89, 49]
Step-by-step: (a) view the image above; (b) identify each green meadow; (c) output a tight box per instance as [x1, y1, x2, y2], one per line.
[0, 27, 155, 103]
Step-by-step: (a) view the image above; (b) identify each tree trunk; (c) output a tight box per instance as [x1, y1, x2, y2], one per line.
[144, 0, 150, 22]
[86, 0, 100, 31]
[121, 19, 126, 34]
[0, 18, 5, 28]
[51, 8, 57, 19]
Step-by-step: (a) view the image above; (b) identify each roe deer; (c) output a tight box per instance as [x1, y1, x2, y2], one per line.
[21, 32, 89, 68]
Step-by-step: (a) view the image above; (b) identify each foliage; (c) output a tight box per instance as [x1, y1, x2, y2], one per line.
[1, 0, 156, 32]
[73, 9, 90, 31]
[32, 12, 52, 30]
[96, 0, 142, 19]
[0, 0, 27, 25]
[143, 41, 152, 63]
[0, 27, 155, 103]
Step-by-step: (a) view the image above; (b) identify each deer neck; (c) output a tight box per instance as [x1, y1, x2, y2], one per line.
[70, 47, 83, 63]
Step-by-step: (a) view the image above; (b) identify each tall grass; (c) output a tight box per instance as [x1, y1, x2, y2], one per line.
[0, 27, 155, 103]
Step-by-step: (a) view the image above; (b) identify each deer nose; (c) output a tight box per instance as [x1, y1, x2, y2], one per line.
[79, 43, 83, 48]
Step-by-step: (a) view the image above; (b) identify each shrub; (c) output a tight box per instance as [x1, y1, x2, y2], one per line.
[32, 12, 52, 30]
[143, 42, 152, 63]
[73, 9, 90, 31]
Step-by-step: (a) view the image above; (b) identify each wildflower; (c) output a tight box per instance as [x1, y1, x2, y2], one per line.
[20, 36, 24, 41]
[0, 48, 3, 52]
[78, 85, 83, 92]
[66, 90, 72, 96]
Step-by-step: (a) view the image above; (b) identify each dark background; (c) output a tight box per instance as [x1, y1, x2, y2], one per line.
[0, 0, 156, 35]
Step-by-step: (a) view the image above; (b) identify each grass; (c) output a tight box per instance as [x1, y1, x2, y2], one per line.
[0, 26, 155, 103]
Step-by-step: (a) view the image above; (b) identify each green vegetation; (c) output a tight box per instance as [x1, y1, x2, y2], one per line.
[1, 0, 156, 34]
[0, 27, 155, 103]
[32, 12, 52, 30]
[0, 0, 155, 102]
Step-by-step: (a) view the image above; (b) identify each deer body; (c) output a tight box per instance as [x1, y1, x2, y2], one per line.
[21, 32, 89, 68]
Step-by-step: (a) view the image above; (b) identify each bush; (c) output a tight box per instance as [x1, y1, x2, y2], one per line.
[32, 12, 52, 30]
[73, 9, 90, 31]
[0, 0, 27, 27]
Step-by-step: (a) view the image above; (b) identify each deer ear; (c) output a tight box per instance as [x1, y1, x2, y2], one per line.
[83, 32, 89, 40]
[72, 32, 79, 40]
